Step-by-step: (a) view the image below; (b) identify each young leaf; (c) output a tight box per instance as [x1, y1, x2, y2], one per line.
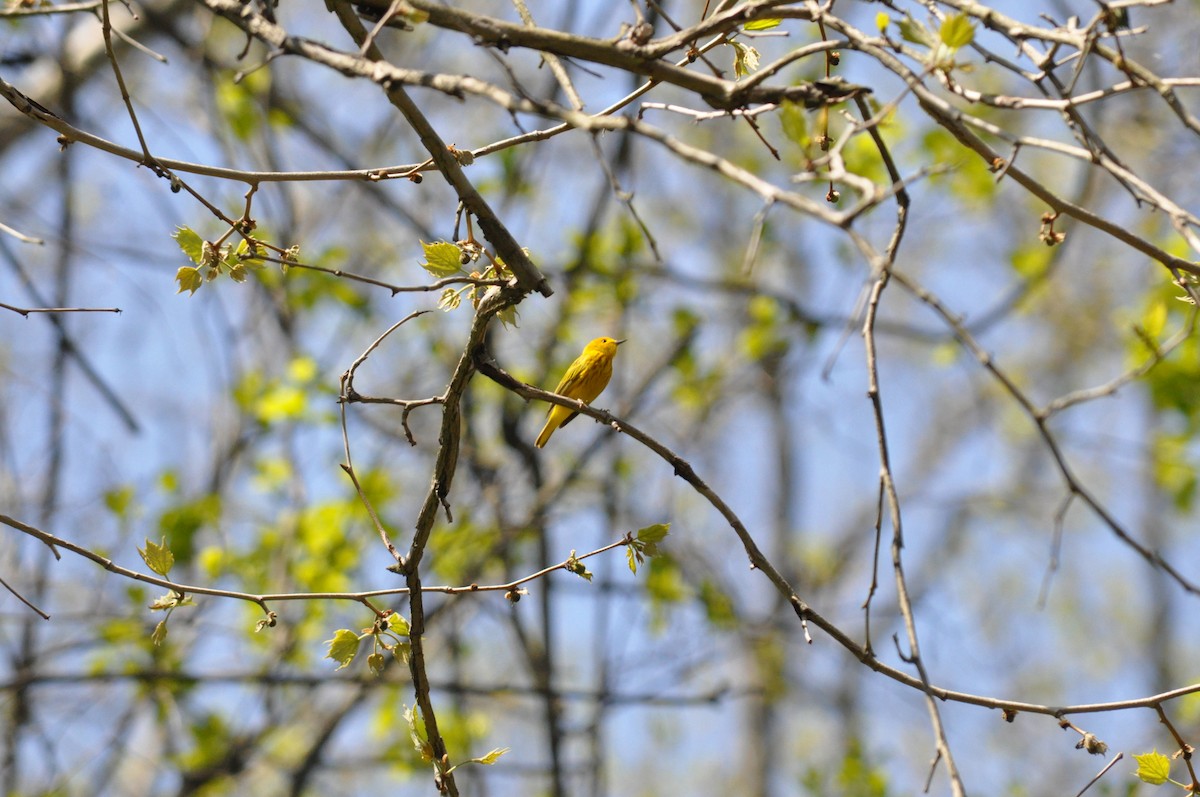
[565, 550, 593, 582]
[898, 15, 936, 47]
[497, 305, 520, 329]
[475, 747, 510, 765]
[138, 537, 175, 576]
[324, 628, 362, 671]
[730, 41, 761, 78]
[1133, 750, 1170, 785]
[779, 100, 808, 147]
[939, 13, 975, 49]
[636, 523, 671, 545]
[744, 18, 781, 31]
[148, 590, 191, 611]
[173, 226, 204, 263]
[151, 619, 169, 647]
[367, 652, 386, 676]
[420, 240, 465, 278]
[175, 266, 203, 295]
[405, 705, 434, 762]
[388, 613, 411, 636]
[438, 287, 463, 311]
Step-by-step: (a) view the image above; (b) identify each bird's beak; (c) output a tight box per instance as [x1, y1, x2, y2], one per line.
[615, 339, 627, 345]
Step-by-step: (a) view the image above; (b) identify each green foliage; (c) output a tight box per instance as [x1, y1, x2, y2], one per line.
[889, 12, 973, 71]
[421, 240, 466, 278]
[730, 41, 761, 78]
[233, 355, 328, 427]
[897, 15, 937, 48]
[744, 18, 782, 31]
[324, 628, 363, 671]
[1133, 750, 1171, 786]
[803, 738, 892, 796]
[670, 331, 724, 412]
[921, 127, 997, 204]
[103, 484, 137, 519]
[427, 514, 502, 584]
[1150, 432, 1196, 511]
[939, 13, 975, 49]
[644, 553, 687, 606]
[214, 67, 275, 141]
[157, 494, 221, 564]
[138, 536, 174, 576]
[1009, 242, 1054, 280]
[405, 704, 434, 762]
[173, 225, 274, 295]
[566, 549, 593, 581]
[422, 239, 521, 327]
[779, 100, 809, 151]
[697, 578, 737, 627]
[326, 610, 410, 675]
[627, 522, 670, 574]
[739, 295, 791, 362]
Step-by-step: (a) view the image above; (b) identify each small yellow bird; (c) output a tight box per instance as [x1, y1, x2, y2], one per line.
[535, 336, 625, 448]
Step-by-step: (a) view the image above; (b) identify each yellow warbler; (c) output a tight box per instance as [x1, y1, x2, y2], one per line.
[535, 336, 625, 448]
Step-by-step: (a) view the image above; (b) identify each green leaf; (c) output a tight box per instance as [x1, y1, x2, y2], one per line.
[636, 523, 671, 545]
[1143, 298, 1169, 339]
[324, 628, 362, 671]
[475, 747, 510, 765]
[151, 619, 169, 647]
[404, 705, 434, 762]
[939, 13, 975, 48]
[148, 590, 192, 611]
[388, 614, 411, 636]
[1133, 750, 1170, 785]
[397, 0, 429, 24]
[367, 652, 386, 676]
[420, 240, 465, 278]
[438, 287, 463, 311]
[497, 304, 520, 329]
[898, 15, 936, 47]
[175, 266, 203, 295]
[645, 555, 687, 604]
[743, 18, 781, 31]
[173, 226, 204, 263]
[138, 537, 175, 576]
[626, 545, 639, 575]
[779, 100, 808, 147]
[104, 485, 136, 519]
[730, 41, 760, 78]
[565, 550, 593, 582]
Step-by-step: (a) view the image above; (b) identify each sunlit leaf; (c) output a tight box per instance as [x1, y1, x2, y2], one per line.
[173, 226, 204, 263]
[898, 15, 936, 47]
[744, 18, 781, 31]
[475, 747, 509, 765]
[420, 240, 465, 278]
[175, 266, 203, 295]
[731, 41, 761, 78]
[150, 619, 168, 647]
[138, 537, 175, 576]
[324, 628, 361, 671]
[940, 13, 975, 48]
[1133, 750, 1170, 785]
[779, 100, 808, 147]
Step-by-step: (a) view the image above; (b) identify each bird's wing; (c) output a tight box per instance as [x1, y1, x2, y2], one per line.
[546, 355, 595, 426]
[550, 356, 592, 404]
